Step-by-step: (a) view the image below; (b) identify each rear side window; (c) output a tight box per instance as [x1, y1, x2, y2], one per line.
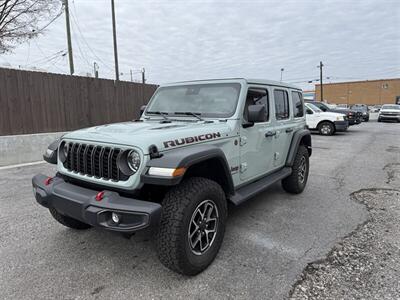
[274, 89, 290, 120]
[291, 91, 304, 118]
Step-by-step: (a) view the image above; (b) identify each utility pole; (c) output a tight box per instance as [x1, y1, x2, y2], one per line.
[64, 0, 74, 75]
[318, 61, 324, 102]
[280, 68, 284, 81]
[141, 68, 146, 84]
[111, 0, 119, 81]
[93, 62, 99, 78]
[130, 69, 133, 82]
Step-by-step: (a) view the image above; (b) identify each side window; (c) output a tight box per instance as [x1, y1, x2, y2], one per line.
[243, 88, 269, 122]
[274, 89, 289, 120]
[291, 91, 304, 118]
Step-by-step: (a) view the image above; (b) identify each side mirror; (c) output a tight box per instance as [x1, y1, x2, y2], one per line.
[306, 109, 313, 115]
[248, 104, 267, 123]
[140, 105, 147, 116]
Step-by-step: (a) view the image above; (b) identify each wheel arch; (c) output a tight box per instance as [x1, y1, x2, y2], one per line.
[141, 144, 235, 196]
[285, 129, 312, 167]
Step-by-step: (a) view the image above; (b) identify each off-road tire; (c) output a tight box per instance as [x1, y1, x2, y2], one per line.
[282, 145, 309, 194]
[49, 207, 92, 230]
[318, 121, 335, 136]
[157, 177, 227, 275]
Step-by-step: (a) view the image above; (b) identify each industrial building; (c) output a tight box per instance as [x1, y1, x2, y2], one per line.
[314, 78, 400, 105]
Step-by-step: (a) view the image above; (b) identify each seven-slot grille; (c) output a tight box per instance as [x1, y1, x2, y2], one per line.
[63, 142, 129, 181]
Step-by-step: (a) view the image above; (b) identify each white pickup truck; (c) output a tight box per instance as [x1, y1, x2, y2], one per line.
[305, 103, 349, 135]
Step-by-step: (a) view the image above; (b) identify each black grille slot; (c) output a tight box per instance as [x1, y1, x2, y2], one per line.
[64, 142, 128, 181]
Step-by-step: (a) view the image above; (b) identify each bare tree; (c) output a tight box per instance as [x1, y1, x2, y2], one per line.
[0, 0, 62, 53]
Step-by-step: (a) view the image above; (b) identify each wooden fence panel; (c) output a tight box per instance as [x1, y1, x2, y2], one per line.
[0, 68, 158, 136]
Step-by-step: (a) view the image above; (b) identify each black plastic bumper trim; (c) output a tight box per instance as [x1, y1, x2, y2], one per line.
[32, 174, 162, 233]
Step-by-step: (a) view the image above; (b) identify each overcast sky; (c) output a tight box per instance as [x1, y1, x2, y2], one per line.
[1, 0, 399, 90]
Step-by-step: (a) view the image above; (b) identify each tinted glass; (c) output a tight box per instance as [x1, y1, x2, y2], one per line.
[291, 91, 304, 117]
[244, 89, 269, 122]
[274, 90, 290, 120]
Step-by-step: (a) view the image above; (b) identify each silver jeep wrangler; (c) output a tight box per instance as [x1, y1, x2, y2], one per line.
[32, 78, 311, 275]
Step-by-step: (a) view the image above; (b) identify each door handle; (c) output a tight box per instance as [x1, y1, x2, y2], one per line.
[285, 128, 294, 133]
[265, 131, 276, 137]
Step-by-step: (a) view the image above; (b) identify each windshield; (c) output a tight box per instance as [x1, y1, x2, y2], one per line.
[352, 106, 367, 112]
[382, 105, 400, 110]
[306, 103, 322, 112]
[145, 83, 241, 118]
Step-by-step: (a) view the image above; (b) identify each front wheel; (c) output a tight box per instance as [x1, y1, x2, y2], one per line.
[318, 121, 334, 136]
[157, 177, 227, 275]
[282, 145, 310, 194]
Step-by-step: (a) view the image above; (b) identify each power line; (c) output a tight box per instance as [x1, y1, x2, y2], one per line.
[70, 3, 114, 72]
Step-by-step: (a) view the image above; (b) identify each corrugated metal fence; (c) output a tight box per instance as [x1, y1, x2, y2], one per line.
[0, 68, 158, 136]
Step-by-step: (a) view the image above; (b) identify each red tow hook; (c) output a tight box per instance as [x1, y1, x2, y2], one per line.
[95, 191, 105, 201]
[44, 177, 53, 186]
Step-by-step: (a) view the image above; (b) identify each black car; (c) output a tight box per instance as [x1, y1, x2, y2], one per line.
[350, 105, 370, 122]
[305, 101, 362, 125]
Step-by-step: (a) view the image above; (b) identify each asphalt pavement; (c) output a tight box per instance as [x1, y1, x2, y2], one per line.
[1, 118, 399, 300]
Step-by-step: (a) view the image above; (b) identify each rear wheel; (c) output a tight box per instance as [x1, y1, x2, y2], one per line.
[49, 208, 92, 230]
[318, 121, 334, 136]
[157, 177, 227, 275]
[282, 145, 309, 194]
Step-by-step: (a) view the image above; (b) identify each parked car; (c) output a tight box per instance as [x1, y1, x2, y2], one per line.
[370, 105, 381, 112]
[305, 103, 349, 135]
[32, 78, 312, 275]
[350, 105, 370, 122]
[378, 104, 400, 122]
[305, 100, 361, 125]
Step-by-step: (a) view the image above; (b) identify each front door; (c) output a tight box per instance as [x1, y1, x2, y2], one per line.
[239, 87, 276, 182]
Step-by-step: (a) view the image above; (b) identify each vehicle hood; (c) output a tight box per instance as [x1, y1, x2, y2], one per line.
[316, 111, 346, 118]
[380, 109, 400, 113]
[330, 108, 355, 115]
[62, 120, 234, 154]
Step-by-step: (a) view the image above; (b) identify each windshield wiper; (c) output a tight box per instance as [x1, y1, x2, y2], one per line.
[174, 111, 203, 121]
[146, 111, 170, 121]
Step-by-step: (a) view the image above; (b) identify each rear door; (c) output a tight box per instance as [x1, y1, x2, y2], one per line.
[271, 88, 294, 168]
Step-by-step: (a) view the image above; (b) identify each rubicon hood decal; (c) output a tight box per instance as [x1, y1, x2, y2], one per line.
[163, 132, 221, 148]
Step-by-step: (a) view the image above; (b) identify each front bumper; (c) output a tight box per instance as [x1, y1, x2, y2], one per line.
[348, 116, 361, 125]
[334, 120, 349, 131]
[32, 174, 162, 232]
[379, 114, 400, 121]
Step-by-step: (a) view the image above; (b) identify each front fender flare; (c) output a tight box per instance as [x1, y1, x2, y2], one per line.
[141, 144, 234, 194]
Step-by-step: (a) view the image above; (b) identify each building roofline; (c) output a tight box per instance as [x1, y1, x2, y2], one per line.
[315, 78, 400, 86]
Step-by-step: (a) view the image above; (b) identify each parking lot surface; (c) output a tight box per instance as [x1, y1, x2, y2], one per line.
[1, 120, 399, 299]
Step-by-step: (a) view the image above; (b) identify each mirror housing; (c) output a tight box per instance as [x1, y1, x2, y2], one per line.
[306, 108, 313, 115]
[248, 104, 267, 123]
[140, 105, 147, 116]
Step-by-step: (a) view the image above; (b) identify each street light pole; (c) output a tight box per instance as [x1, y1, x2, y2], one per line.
[280, 68, 284, 81]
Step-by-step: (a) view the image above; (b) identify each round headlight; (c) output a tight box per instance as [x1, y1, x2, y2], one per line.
[127, 150, 141, 172]
[59, 142, 69, 163]
[63, 143, 69, 158]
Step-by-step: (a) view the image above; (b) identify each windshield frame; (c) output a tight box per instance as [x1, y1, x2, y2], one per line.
[144, 82, 242, 119]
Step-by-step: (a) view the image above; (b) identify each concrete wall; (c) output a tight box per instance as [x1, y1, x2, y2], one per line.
[0, 132, 65, 167]
[315, 78, 400, 105]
